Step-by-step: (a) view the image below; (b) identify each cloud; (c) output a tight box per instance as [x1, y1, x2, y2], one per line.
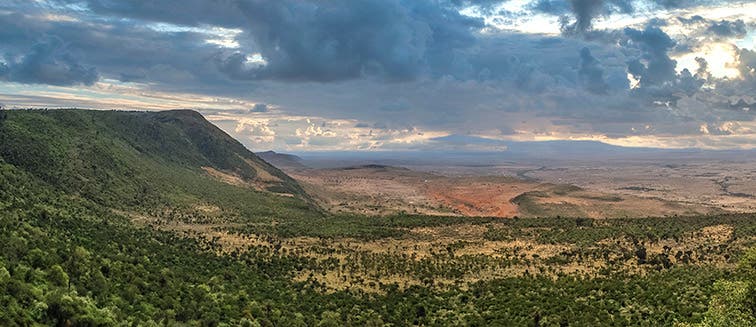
[675, 68, 705, 96]
[651, 0, 712, 10]
[578, 47, 609, 94]
[59, 0, 247, 28]
[250, 103, 268, 112]
[1, 36, 98, 86]
[536, 0, 636, 36]
[0, 9, 234, 93]
[707, 19, 747, 38]
[450, 0, 507, 14]
[212, 0, 485, 82]
[624, 25, 677, 87]
[694, 57, 709, 77]
[561, 0, 605, 35]
[677, 15, 706, 25]
[736, 48, 756, 81]
[715, 47, 756, 96]
[1, 0, 755, 150]
[531, 0, 572, 15]
[537, 0, 726, 37]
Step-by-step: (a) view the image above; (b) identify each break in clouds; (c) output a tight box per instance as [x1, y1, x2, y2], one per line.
[0, 0, 755, 150]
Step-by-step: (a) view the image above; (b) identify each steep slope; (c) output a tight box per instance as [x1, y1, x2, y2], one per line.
[256, 150, 308, 170]
[0, 109, 317, 219]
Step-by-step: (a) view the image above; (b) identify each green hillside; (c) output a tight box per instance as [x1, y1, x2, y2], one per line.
[0, 109, 315, 219]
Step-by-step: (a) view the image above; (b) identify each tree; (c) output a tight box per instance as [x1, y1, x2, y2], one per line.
[0, 266, 10, 285]
[49, 265, 69, 287]
[0, 105, 7, 123]
[44, 291, 115, 326]
[635, 245, 647, 264]
[695, 280, 754, 326]
[317, 311, 341, 327]
[690, 247, 756, 326]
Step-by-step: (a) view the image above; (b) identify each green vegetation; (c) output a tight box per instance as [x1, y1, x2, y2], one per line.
[1, 109, 754, 325]
[687, 247, 756, 326]
[0, 109, 316, 219]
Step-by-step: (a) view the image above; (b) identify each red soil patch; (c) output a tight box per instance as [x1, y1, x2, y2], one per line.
[423, 180, 534, 217]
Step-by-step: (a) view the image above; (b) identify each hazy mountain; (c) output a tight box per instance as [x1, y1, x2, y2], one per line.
[256, 150, 308, 170]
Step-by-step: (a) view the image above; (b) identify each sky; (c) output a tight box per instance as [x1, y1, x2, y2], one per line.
[1, 0, 755, 151]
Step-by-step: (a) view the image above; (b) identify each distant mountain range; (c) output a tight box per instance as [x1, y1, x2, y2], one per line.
[430, 134, 756, 160]
[273, 134, 756, 168]
[431, 134, 661, 154]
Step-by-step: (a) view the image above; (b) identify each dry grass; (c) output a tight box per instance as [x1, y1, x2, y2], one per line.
[243, 158, 282, 183]
[119, 205, 753, 294]
[202, 166, 250, 187]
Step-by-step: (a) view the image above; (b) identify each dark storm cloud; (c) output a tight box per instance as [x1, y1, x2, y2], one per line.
[578, 47, 609, 94]
[676, 15, 748, 42]
[0, 1, 567, 91]
[651, 0, 714, 9]
[454, 34, 624, 92]
[677, 15, 706, 25]
[538, 0, 656, 17]
[624, 26, 678, 87]
[58, 0, 484, 82]
[534, 0, 635, 36]
[0, 0, 722, 90]
[538, 0, 722, 36]
[228, 0, 484, 82]
[561, 0, 605, 35]
[707, 19, 747, 38]
[0, 9, 240, 94]
[622, 25, 710, 105]
[1, 36, 98, 86]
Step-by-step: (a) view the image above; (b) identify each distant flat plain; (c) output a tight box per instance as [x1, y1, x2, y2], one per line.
[278, 152, 756, 217]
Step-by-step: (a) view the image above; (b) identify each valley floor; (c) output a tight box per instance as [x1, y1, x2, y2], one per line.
[278, 159, 754, 218]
